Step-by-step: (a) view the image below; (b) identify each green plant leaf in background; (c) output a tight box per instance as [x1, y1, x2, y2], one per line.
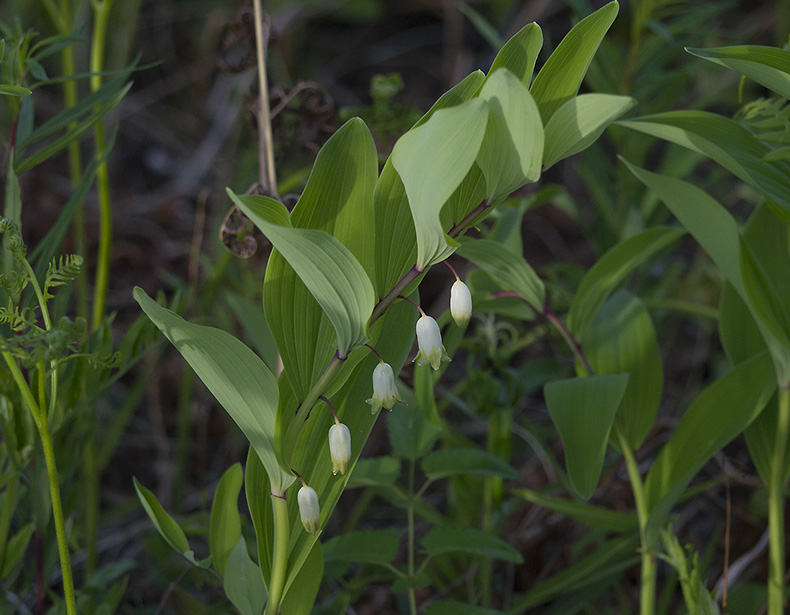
[622, 159, 790, 383]
[486, 21, 542, 86]
[345, 456, 401, 488]
[476, 68, 544, 202]
[422, 448, 519, 480]
[687, 45, 790, 100]
[530, 0, 619, 124]
[543, 94, 635, 169]
[513, 489, 638, 532]
[644, 352, 776, 543]
[620, 111, 790, 224]
[0, 84, 31, 96]
[323, 530, 400, 565]
[421, 526, 523, 563]
[209, 463, 243, 578]
[223, 537, 267, 615]
[134, 288, 293, 494]
[568, 227, 685, 338]
[133, 477, 204, 566]
[509, 535, 639, 611]
[544, 373, 630, 499]
[457, 237, 545, 309]
[392, 98, 488, 269]
[582, 291, 663, 451]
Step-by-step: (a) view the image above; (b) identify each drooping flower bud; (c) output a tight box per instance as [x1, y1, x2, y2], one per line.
[297, 485, 320, 535]
[328, 422, 351, 475]
[413, 314, 450, 370]
[367, 361, 404, 414]
[450, 279, 472, 327]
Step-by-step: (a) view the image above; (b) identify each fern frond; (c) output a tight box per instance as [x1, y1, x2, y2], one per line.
[44, 254, 83, 300]
[0, 305, 37, 332]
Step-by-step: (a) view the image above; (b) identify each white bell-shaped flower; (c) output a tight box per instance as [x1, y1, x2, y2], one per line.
[450, 279, 472, 327]
[328, 422, 351, 475]
[367, 361, 404, 414]
[413, 314, 450, 370]
[297, 485, 320, 535]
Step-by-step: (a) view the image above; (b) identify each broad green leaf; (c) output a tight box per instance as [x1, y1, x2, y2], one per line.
[719, 205, 790, 484]
[422, 448, 518, 480]
[223, 537, 267, 615]
[0, 84, 31, 96]
[543, 94, 635, 169]
[415, 362, 440, 426]
[0, 523, 34, 579]
[374, 71, 485, 296]
[421, 526, 523, 563]
[568, 226, 685, 337]
[508, 535, 639, 611]
[245, 447, 274, 588]
[209, 463, 243, 578]
[476, 68, 544, 201]
[644, 352, 776, 544]
[323, 530, 400, 565]
[134, 288, 293, 494]
[388, 401, 441, 461]
[544, 374, 629, 499]
[530, 1, 619, 124]
[229, 191, 374, 362]
[740, 237, 790, 350]
[583, 292, 663, 451]
[623, 160, 790, 383]
[248, 119, 377, 401]
[345, 456, 401, 488]
[425, 601, 506, 615]
[457, 238, 545, 309]
[620, 111, 790, 224]
[487, 22, 543, 86]
[279, 541, 322, 615]
[133, 477, 190, 558]
[392, 98, 488, 269]
[513, 489, 638, 532]
[687, 45, 790, 100]
[745, 394, 790, 484]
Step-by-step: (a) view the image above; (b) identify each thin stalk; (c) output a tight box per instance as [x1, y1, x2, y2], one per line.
[252, 0, 277, 195]
[89, 0, 115, 331]
[39, 416, 77, 615]
[295, 352, 344, 423]
[407, 458, 417, 615]
[49, 0, 89, 321]
[617, 426, 655, 615]
[543, 307, 594, 376]
[767, 386, 790, 615]
[84, 440, 99, 573]
[0, 473, 19, 571]
[1, 352, 75, 615]
[265, 493, 290, 615]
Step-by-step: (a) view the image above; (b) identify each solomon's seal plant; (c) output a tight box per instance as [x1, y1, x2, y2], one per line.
[132, 3, 635, 613]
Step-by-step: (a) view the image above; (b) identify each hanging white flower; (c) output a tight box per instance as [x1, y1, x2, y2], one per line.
[413, 314, 450, 370]
[367, 361, 404, 414]
[328, 422, 351, 475]
[450, 279, 472, 327]
[297, 485, 320, 535]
